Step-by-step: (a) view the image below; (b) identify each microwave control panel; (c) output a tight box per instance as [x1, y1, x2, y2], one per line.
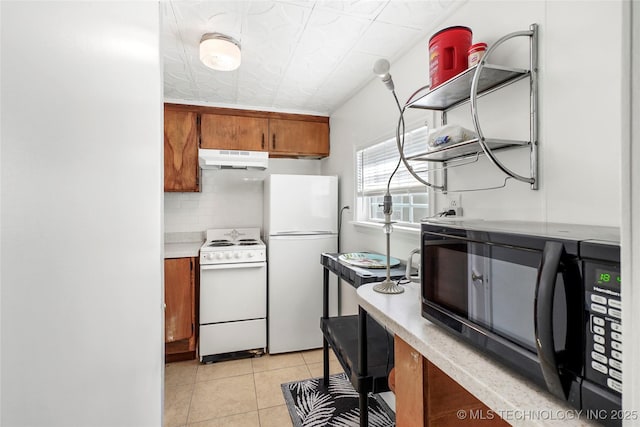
[584, 261, 622, 395]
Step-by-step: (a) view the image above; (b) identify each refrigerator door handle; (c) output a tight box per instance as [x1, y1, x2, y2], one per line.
[270, 234, 337, 241]
[273, 231, 334, 236]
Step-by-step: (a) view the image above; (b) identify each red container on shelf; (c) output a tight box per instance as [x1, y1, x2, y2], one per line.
[428, 26, 472, 88]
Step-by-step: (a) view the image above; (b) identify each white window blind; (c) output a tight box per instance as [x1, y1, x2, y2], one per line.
[356, 126, 430, 224]
[357, 126, 429, 196]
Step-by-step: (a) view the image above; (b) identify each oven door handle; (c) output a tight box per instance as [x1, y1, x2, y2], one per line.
[534, 241, 566, 400]
[201, 262, 266, 270]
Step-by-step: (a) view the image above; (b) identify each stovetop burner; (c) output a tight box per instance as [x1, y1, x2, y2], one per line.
[208, 241, 234, 247]
[205, 238, 262, 247]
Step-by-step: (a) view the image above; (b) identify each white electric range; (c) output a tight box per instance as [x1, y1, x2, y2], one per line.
[198, 228, 266, 363]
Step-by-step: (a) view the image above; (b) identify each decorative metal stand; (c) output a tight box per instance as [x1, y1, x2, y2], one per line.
[373, 203, 404, 294]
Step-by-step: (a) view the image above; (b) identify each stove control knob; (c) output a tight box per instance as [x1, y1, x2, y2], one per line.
[247, 252, 254, 258]
[234, 252, 242, 259]
[204, 253, 213, 260]
[216, 253, 224, 260]
[225, 252, 232, 259]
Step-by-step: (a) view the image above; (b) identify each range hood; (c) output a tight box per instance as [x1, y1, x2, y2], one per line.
[198, 149, 268, 170]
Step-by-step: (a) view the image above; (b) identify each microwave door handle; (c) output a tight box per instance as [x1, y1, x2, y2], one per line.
[534, 241, 567, 400]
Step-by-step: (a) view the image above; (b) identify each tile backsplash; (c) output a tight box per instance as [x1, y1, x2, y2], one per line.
[164, 158, 322, 234]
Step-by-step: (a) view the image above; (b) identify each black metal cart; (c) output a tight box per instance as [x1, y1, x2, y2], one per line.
[320, 252, 409, 427]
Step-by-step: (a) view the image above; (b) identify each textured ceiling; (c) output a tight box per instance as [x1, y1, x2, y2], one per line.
[163, 1, 464, 115]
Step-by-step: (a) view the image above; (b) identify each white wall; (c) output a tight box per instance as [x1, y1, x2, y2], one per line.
[323, 0, 625, 312]
[0, 1, 3, 418]
[1, 2, 163, 426]
[165, 159, 322, 235]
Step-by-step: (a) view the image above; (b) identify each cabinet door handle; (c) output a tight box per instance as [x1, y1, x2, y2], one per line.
[197, 114, 202, 148]
[272, 134, 276, 149]
[471, 270, 483, 282]
[261, 133, 265, 149]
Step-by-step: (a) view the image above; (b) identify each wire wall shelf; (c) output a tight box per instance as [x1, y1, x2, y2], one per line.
[404, 23, 539, 192]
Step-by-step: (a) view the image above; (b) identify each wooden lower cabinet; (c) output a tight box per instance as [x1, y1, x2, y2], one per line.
[395, 336, 426, 426]
[164, 257, 197, 361]
[394, 336, 508, 427]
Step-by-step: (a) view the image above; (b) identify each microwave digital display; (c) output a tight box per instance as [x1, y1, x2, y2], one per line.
[596, 269, 621, 286]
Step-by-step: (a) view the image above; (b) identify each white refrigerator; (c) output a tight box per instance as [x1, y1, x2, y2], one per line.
[264, 174, 339, 354]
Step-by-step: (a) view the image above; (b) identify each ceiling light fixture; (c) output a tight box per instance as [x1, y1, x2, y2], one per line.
[199, 33, 241, 71]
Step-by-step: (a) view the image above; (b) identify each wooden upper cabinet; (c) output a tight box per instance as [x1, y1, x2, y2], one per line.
[200, 113, 269, 151]
[164, 257, 195, 344]
[269, 118, 329, 157]
[164, 108, 199, 192]
[164, 103, 330, 163]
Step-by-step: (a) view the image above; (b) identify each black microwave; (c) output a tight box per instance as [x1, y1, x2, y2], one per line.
[421, 219, 621, 425]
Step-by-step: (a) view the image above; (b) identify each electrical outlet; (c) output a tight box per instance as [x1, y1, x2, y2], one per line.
[448, 194, 463, 216]
[448, 194, 461, 209]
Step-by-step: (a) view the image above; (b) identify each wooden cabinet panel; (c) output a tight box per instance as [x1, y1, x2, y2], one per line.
[164, 258, 194, 343]
[394, 336, 508, 426]
[269, 118, 329, 157]
[164, 109, 199, 192]
[165, 256, 197, 362]
[200, 113, 269, 151]
[395, 336, 426, 427]
[426, 361, 509, 427]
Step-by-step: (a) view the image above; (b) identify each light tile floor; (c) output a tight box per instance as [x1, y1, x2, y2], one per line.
[164, 349, 343, 427]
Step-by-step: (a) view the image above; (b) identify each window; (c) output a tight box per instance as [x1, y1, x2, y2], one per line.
[356, 126, 431, 225]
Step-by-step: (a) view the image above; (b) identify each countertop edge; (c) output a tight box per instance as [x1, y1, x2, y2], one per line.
[357, 282, 598, 427]
[164, 241, 202, 259]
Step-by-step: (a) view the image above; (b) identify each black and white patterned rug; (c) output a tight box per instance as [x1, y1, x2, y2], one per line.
[281, 372, 395, 427]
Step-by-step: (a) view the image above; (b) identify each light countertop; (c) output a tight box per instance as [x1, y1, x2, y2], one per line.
[164, 232, 203, 259]
[357, 282, 599, 427]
